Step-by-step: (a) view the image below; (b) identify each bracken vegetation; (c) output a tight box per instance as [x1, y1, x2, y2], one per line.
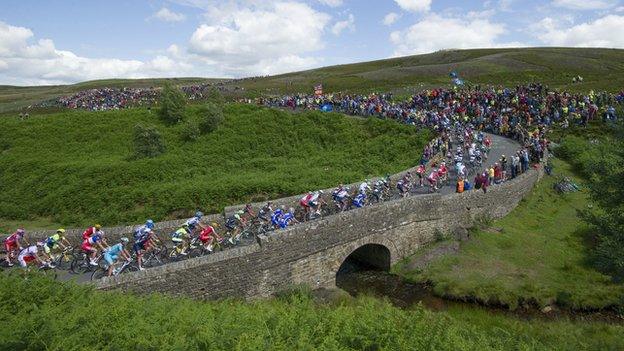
[0, 104, 431, 228]
[1, 274, 622, 351]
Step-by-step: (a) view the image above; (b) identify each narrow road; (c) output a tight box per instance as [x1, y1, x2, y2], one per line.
[28, 133, 520, 284]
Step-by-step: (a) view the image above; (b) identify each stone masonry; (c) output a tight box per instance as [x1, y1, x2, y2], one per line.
[94, 160, 545, 300]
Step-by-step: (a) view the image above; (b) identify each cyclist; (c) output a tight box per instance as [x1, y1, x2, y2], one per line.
[81, 229, 107, 266]
[271, 206, 284, 229]
[427, 168, 440, 192]
[104, 237, 131, 277]
[185, 211, 206, 235]
[332, 185, 350, 211]
[133, 228, 157, 271]
[18, 242, 54, 270]
[258, 202, 273, 225]
[396, 179, 410, 198]
[171, 224, 192, 256]
[437, 162, 449, 184]
[358, 180, 372, 195]
[278, 208, 299, 229]
[226, 210, 246, 244]
[82, 224, 103, 240]
[352, 192, 366, 208]
[134, 219, 155, 241]
[43, 228, 71, 261]
[415, 164, 426, 187]
[199, 222, 223, 252]
[4, 228, 27, 267]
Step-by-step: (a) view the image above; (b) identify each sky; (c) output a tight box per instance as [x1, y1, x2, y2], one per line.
[0, 0, 623, 85]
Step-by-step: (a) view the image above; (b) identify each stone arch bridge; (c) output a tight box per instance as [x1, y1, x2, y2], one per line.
[93, 164, 544, 300]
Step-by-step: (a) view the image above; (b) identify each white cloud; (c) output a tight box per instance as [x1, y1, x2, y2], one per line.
[188, 1, 329, 76]
[153, 7, 186, 22]
[394, 0, 432, 13]
[0, 21, 193, 85]
[534, 14, 624, 47]
[317, 0, 343, 7]
[383, 12, 401, 26]
[390, 14, 518, 55]
[552, 0, 618, 10]
[332, 14, 355, 35]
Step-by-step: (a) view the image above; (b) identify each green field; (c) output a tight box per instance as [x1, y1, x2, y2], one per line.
[0, 103, 430, 229]
[1, 274, 622, 351]
[2, 48, 623, 113]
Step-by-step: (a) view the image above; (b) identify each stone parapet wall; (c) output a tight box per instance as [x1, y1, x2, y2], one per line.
[95, 156, 545, 300]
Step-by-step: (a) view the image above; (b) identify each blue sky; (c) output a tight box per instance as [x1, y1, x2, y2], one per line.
[0, 0, 622, 85]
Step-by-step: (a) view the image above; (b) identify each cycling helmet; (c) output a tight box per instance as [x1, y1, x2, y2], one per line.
[120, 237, 129, 244]
[146, 219, 155, 229]
[194, 211, 204, 219]
[236, 210, 245, 215]
[211, 222, 219, 227]
[56, 228, 66, 234]
[95, 224, 102, 230]
[16, 228, 25, 234]
[318, 190, 324, 195]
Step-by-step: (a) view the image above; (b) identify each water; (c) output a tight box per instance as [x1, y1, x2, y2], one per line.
[336, 270, 448, 311]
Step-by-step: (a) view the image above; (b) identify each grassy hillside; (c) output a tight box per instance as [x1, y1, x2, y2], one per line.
[0, 103, 430, 229]
[1, 48, 623, 114]
[396, 157, 624, 311]
[1, 274, 623, 350]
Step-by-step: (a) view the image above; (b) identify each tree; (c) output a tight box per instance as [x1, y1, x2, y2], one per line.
[198, 103, 224, 134]
[158, 83, 186, 125]
[581, 126, 624, 282]
[133, 124, 165, 158]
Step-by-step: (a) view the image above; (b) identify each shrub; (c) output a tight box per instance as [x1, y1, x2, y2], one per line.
[132, 124, 165, 158]
[207, 87, 225, 105]
[158, 82, 186, 125]
[181, 120, 200, 142]
[198, 103, 224, 134]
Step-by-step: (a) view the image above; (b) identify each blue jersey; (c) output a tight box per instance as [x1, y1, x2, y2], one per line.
[271, 209, 283, 225]
[353, 194, 366, 208]
[278, 213, 295, 229]
[107, 243, 123, 256]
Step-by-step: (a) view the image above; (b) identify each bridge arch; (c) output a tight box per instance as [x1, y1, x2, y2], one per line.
[336, 243, 391, 279]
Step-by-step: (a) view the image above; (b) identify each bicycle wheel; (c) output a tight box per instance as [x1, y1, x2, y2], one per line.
[121, 264, 139, 274]
[70, 256, 86, 274]
[56, 251, 75, 270]
[90, 267, 107, 281]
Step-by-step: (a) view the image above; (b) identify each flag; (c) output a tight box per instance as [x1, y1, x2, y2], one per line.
[314, 84, 323, 96]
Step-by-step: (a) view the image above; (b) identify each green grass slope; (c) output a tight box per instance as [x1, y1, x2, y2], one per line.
[0, 103, 430, 228]
[239, 48, 624, 96]
[396, 158, 624, 310]
[1, 274, 622, 351]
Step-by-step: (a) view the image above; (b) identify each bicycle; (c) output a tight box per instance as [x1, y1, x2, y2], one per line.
[70, 251, 104, 274]
[51, 245, 76, 271]
[90, 257, 139, 281]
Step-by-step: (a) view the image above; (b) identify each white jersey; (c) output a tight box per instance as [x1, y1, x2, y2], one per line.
[359, 182, 371, 194]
